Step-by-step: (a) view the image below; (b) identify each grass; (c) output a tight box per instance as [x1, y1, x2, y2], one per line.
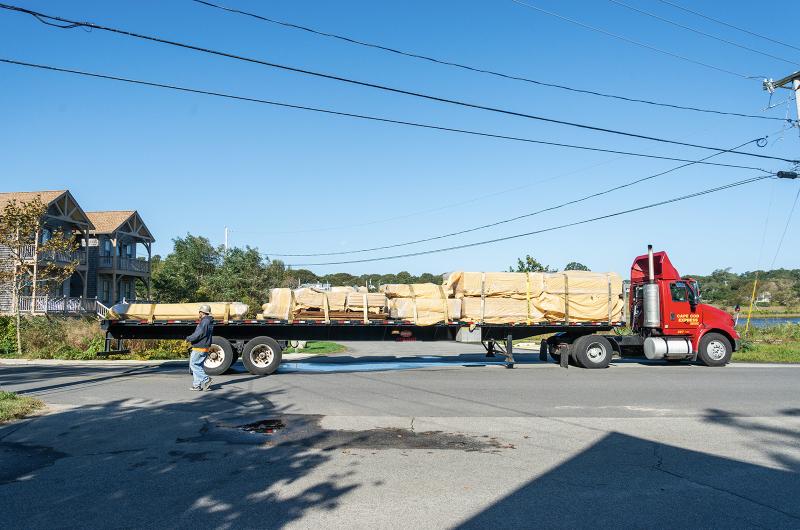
[284, 341, 346, 355]
[733, 343, 800, 363]
[0, 391, 44, 423]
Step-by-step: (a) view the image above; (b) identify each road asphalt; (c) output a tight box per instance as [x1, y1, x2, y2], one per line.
[1, 341, 799, 529]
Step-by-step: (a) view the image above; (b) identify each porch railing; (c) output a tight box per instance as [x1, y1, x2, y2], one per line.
[17, 296, 96, 314]
[19, 245, 85, 265]
[98, 256, 150, 273]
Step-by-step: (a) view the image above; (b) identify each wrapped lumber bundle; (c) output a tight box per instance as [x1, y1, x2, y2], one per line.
[444, 271, 545, 299]
[345, 292, 388, 314]
[446, 270, 623, 324]
[538, 271, 624, 322]
[258, 287, 387, 321]
[380, 283, 460, 325]
[388, 298, 462, 325]
[380, 283, 452, 299]
[108, 302, 249, 321]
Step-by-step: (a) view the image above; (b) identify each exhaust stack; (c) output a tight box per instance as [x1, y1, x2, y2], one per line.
[642, 244, 661, 328]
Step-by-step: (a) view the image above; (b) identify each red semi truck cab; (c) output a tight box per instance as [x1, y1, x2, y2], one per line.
[628, 248, 740, 366]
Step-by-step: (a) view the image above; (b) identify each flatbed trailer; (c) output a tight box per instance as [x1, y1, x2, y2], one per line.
[100, 317, 626, 375]
[100, 246, 742, 375]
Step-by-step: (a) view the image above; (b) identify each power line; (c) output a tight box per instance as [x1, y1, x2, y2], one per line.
[1, 4, 796, 165]
[189, 0, 786, 123]
[607, 0, 799, 67]
[286, 174, 775, 266]
[656, 0, 800, 54]
[509, 0, 763, 80]
[0, 58, 781, 171]
[769, 182, 800, 268]
[271, 138, 768, 257]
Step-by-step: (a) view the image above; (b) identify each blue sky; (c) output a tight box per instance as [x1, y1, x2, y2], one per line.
[1, 0, 798, 277]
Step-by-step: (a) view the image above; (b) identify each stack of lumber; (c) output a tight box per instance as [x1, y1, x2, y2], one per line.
[259, 287, 388, 321]
[108, 302, 249, 321]
[445, 271, 623, 324]
[380, 283, 461, 325]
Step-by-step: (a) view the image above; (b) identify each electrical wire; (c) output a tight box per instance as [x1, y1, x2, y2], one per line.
[271, 138, 768, 257]
[607, 0, 799, 67]
[189, 0, 786, 123]
[286, 174, 775, 266]
[509, 0, 764, 79]
[769, 182, 800, 269]
[656, 0, 800, 54]
[1, 4, 796, 164]
[0, 58, 781, 171]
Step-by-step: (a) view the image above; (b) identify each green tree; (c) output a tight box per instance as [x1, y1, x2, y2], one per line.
[205, 248, 277, 313]
[0, 197, 79, 354]
[564, 262, 590, 271]
[151, 234, 220, 302]
[510, 255, 555, 273]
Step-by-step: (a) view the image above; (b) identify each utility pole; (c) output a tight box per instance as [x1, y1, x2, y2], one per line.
[224, 226, 229, 252]
[763, 70, 800, 133]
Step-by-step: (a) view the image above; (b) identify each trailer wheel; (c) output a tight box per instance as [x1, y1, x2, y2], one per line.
[572, 335, 612, 369]
[241, 336, 283, 375]
[698, 332, 732, 367]
[204, 337, 235, 375]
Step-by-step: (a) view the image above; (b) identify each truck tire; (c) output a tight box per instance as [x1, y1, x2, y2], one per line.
[241, 336, 283, 376]
[572, 335, 613, 369]
[697, 332, 732, 367]
[204, 337, 235, 375]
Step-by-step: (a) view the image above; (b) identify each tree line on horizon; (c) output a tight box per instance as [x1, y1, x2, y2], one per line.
[144, 235, 799, 310]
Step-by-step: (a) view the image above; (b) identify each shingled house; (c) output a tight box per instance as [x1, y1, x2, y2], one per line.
[85, 211, 154, 306]
[0, 190, 154, 314]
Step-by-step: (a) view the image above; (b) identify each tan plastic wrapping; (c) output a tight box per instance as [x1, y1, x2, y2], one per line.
[538, 271, 624, 322]
[445, 272, 545, 299]
[388, 298, 462, 325]
[108, 302, 249, 321]
[294, 288, 348, 312]
[451, 270, 623, 323]
[461, 298, 544, 324]
[345, 292, 388, 313]
[380, 283, 451, 299]
[261, 288, 293, 320]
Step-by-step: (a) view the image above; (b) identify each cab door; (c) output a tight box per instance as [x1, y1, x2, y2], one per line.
[664, 280, 700, 334]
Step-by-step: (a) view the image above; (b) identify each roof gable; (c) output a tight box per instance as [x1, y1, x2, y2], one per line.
[0, 190, 93, 228]
[87, 210, 154, 241]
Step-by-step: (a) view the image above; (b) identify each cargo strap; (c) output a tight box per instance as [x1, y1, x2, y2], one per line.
[322, 292, 330, 324]
[525, 273, 532, 325]
[607, 273, 613, 323]
[564, 273, 570, 324]
[438, 285, 449, 323]
[223, 302, 230, 324]
[362, 293, 369, 324]
[288, 290, 295, 323]
[148, 303, 156, 324]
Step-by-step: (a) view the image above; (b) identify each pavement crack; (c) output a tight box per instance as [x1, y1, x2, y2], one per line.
[650, 442, 799, 523]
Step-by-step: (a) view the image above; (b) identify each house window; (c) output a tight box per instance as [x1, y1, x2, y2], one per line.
[41, 228, 52, 243]
[102, 240, 111, 255]
[101, 279, 110, 303]
[125, 244, 134, 258]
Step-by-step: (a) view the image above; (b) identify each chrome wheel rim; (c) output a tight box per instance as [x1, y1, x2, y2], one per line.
[204, 345, 224, 369]
[586, 342, 607, 363]
[250, 344, 274, 368]
[707, 340, 727, 361]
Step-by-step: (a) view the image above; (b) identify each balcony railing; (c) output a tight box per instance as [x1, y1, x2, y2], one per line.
[19, 245, 85, 265]
[99, 256, 150, 273]
[17, 296, 96, 314]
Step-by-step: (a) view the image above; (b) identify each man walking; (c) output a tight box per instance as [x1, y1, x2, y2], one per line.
[186, 304, 214, 391]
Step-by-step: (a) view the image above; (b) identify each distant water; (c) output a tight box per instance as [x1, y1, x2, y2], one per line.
[734, 317, 800, 329]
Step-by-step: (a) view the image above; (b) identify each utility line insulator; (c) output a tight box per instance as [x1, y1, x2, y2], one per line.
[777, 171, 798, 179]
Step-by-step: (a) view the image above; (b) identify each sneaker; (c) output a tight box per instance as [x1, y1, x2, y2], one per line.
[189, 386, 201, 391]
[200, 378, 212, 391]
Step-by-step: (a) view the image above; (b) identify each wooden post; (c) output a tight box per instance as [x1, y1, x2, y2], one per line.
[31, 229, 39, 314]
[111, 237, 117, 304]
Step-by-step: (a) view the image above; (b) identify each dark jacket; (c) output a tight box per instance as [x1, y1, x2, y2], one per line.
[186, 315, 214, 349]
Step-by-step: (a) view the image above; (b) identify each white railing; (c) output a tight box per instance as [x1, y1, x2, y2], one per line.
[17, 296, 96, 314]
[94, 300, 112, 319]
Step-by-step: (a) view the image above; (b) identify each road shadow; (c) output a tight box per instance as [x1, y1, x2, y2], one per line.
[0, 387, 360, 528]
[458, 429, 800, 529]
